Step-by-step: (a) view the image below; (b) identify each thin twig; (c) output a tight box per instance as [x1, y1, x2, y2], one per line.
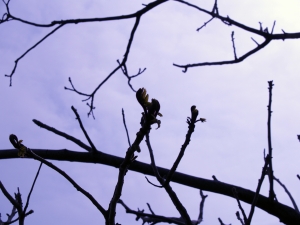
[147, 203, 155, 215]
[164, 106, 202, 185]
[173, 39, 271, 73]
[4, 210, 34, 225]
[247, 154, 270, 225]
[232, 187, 247, 223]
[26, 149, 107, 217]
[218, 218, 230, 225]
[5, 24, 64, 86]
[235, 211, 245, 225]
[251, 37, 259, 46]
[122, 108, 131, 147]
[145, 133, 193, 225]
[118, 199, 185, 225]
[145, 176, 163, 188]
[196, 17, 214, 31]
[231, 31, 237, 60]
[32, 119, 93, 152]
[71, 106, 97, 152]
[273, 175, 299, 213]
[196, 190, 208, 224]
[271, 21, 276, 34]
[212, 0, 219, 15]
[23, 162, 42, 213]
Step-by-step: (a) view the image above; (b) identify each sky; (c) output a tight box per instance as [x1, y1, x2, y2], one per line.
[0, 0, 300, 224]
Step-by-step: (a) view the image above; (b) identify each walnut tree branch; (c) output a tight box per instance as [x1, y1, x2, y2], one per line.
[1, 148, 300, 225]
[273, 175, 299, 213]
[173, 0, 300, 72]
[267, 80, 276, 201]
[145, 132, 193, 225]
[71, 106, 97, 153]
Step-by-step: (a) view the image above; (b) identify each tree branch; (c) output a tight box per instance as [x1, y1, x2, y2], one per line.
[0, 148, 299, 224]
[267, 80, 276, 201]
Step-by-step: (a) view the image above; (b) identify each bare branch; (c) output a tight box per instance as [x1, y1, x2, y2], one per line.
[251, 37, 259, 46]
[145, 131, 193, 225]
[231, 31, 237, 60]
[118, 199, 186, 225]
[267, 80, 276, 201]
[4, 24, 64, 86]
[173, 39, 271, 73]
[232, 187, 247, 224]
[71, 106, 97, 152]
[196, 17, 214, 32]
[235, 211, 245, 225]
[0, 182, 21, 213]
[27, 148, 107, 217]
[218, 218, 231, 225]
[32, 119, 93, 152]
[1, 148, 300, 224]
[145, 176, 163, 188]
[122, 108, 132, 147]
[164, 106, 203, 185]
[247, 154, 270, 225]
[172, 0, 300, 71]
[147, 202, 155, 215]
[273, 176, 299, 213]
[23, 162, 43, 214]
[108, 91, 163, 224]
[195, 190, 208, 224]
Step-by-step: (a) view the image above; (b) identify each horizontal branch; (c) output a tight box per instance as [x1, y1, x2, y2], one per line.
[7, 0, 168, 27]
[173, 36, 271, 72]
[0, 148, 299, 225]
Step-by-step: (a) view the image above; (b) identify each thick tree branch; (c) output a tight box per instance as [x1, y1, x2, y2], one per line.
[0, 148, 299, 224]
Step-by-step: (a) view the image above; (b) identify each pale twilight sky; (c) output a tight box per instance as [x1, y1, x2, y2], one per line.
[0, 1, 300, 225]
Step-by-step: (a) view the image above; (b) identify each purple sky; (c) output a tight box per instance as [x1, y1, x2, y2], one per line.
[1, 0, 300, 224]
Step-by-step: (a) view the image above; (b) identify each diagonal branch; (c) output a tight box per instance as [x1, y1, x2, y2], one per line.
[164, 106, 203, 185]
[145, 133, 193, 225]
[23, 162, 42, 214]
[121, 108, 131, 147]
[273, 176, 299, 213]
[64, 16, 143, 117]
[4, 24, 64, 86]
[232, 187, 247, 224]
[247, 154, 270, 225]
[32, 119, 93, 152]
[26, 148, 107, 217]
[71, 106, 97, 153]
[231, 31, 237, 60]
